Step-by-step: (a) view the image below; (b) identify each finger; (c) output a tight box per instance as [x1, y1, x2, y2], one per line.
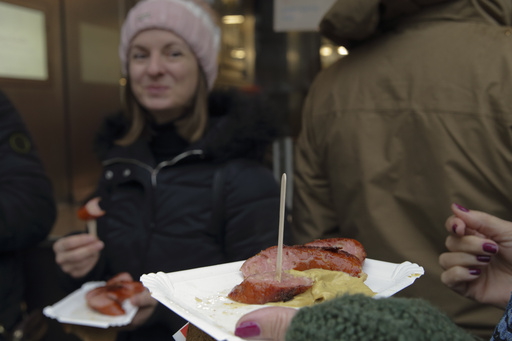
[440, 265, 480, 292]
[61, 253, 98, 270]
[85, 197, 106, 218]
[439, 251, 491, 270]
[54, 240, 104, 265]
[444, 234, 497, 255]
[61, 258, 99, 278]
[235, 307, 297, 341]
[451, 203, 512, 240]
[54, 234, 101, 254]
[54, 241, 103, 279]
[446, 214, 485, 238]
[130, 290, 156, 308]
[446, 215, 465, 235]
[128, 291, 157, 329]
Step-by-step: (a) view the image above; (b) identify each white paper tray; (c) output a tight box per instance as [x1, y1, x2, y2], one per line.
[43, 281, 138, 328]
[141, 258, 424, 341]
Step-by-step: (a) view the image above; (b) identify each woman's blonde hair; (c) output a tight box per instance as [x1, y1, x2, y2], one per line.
[116, 70, 209, 146]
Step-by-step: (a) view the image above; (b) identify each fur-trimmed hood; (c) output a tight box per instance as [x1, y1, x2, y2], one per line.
[94, 89, 285, 163]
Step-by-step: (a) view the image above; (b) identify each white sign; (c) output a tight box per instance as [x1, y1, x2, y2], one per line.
[273, 0, 336, 32]
[0, 2, 48, 80]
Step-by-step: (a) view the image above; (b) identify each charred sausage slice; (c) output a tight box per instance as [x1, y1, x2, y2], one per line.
[240, 245, 363, 279]
[228, 272, 313, 304]
[304, 238, 367, 262]
[86, 272, 145, 316]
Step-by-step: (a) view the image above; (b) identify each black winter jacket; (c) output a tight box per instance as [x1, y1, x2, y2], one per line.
[0, 90, 56, 332]
[70, 90, 285, 340]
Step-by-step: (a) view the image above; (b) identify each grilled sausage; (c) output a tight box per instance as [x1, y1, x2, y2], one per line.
[240, 245, 363, 279]
[304, 238, 366, 262]
[228, 272, 313, 304]
[86, 272, 145, 316]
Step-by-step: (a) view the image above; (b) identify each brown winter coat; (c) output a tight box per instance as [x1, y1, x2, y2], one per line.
[292, 0, 512, 338]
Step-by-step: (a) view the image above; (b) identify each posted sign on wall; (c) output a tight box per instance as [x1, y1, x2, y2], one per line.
[0, 2, 48, 81]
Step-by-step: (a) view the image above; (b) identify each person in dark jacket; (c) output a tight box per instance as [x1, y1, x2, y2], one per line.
[0, 90, 56, 339]
[52, 1, 284, 340]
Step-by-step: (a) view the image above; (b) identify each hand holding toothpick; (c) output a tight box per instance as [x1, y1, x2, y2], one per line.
[276, 173, 286, 282]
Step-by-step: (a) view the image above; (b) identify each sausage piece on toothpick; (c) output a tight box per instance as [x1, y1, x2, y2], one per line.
[77, 197, 105, 237]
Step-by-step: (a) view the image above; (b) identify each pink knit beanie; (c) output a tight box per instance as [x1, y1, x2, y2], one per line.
[119, 0, 221, 89]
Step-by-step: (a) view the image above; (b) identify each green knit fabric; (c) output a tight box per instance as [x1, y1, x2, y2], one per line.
[286, 294, 476, 341]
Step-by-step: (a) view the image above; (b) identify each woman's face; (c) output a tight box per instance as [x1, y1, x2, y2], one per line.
[128, 29, 199, 124]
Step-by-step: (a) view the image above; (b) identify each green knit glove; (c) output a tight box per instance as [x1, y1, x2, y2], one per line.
[286, 294, 475, 341]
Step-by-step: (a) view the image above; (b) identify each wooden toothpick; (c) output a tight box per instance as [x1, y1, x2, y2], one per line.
[276, 173, 286, 282]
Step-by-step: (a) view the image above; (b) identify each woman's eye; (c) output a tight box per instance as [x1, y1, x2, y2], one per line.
[131, 52, 147, 60]
[165, 49, 183, 58]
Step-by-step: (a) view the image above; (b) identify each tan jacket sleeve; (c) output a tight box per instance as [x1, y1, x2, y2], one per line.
[292, 85, 339, 244]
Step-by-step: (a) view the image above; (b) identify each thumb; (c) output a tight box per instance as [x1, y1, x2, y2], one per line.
[85, 197, 106, 217]
[235, 307, 297, 341]
[451, 203, 512, 241]
[130, 289, 156, 308]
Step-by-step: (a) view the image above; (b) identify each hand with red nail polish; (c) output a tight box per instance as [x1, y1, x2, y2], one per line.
[439, 203, 512, 309]
[235, 307, 297, 341]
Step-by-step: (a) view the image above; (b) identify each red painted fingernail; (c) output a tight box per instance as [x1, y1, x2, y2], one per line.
[476, 255, 491, 262]
[454, 203, 469, 212]
[235, 322, 261, 338]
[483, 243, 498, 254]
[469, 268, 481, 275]
[452, 224, 457, 233]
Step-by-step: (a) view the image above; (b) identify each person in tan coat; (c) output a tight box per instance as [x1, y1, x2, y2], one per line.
[291, 0, 512, 338]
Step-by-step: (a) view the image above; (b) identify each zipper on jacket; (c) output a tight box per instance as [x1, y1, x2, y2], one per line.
[152, 150, 204, 186]
[102, 149, 205, 187]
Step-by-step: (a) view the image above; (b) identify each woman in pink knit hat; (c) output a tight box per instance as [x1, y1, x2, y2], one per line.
[52, 1, 286, 340]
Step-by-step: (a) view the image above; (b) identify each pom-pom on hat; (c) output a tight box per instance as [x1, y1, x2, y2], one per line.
[119, 0, 221, 89]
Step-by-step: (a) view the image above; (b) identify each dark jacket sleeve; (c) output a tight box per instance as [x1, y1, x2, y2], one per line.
[222, 159, 287, 262]
[0, 91, 56, 251]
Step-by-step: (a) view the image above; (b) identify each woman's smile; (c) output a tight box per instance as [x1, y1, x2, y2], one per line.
[145, 84, 169, 95]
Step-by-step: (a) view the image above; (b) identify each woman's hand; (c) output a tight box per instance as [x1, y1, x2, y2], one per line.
[53, 234, 104, 278]
[439, 203, 512, 309]
[234, 307, 297, 341]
